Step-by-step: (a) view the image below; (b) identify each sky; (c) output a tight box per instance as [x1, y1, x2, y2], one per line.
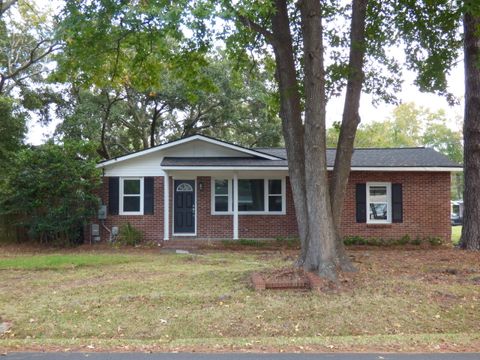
[24, 1, 465, 145]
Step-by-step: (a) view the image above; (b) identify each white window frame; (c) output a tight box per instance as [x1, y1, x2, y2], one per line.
[119, 177, 144, 215]
[211, 177, 286, 215]
[366, 182, 391, 224]
[211, 178, 233, 214]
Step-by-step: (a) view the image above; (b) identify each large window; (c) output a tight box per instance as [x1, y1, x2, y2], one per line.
[367, 182, 391, 223]
[238, 179, 264, 211]
[211, 178, 285, 214]
[120, 177, 144, 215]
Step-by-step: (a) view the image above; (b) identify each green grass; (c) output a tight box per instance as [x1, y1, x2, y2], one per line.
[0, 253, 144, 270]
[0, 248, 479, 352]
[452, 225, 462, 245]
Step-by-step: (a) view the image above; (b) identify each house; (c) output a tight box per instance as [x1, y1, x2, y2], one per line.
[91, 134, 462, 244]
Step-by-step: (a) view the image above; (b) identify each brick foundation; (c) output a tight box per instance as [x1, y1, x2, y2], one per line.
[87, 171, 451, 244]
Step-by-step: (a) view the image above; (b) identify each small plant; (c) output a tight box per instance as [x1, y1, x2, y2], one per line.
[238, 239, 267, 247]
[398, 234, 411, 245]
[275, 237, 300, 248]
[426, 236, 443, 246]
[343, 235, 366, 245]
[411, 237, 422, 245]
[118, 223, 143, 246]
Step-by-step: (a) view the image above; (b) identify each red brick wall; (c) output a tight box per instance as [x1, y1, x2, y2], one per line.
[86, 171, 451, 243]
[340, 171, 451, 242]
[88, 177, 165, 243]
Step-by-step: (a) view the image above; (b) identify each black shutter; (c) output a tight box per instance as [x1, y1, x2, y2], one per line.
[144, 177, 154, 215]
[108, 177, 119, 215]
[356, 183, 367, 223]
[392, 183, 403, 223]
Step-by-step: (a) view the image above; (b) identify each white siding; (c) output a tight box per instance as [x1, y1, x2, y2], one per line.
[102, 139, 253, 176]
[162, 140, 253, 158]
[103, 152, 166, 177]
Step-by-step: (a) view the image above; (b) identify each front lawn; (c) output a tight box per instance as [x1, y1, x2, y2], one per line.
[452, 225, 462, 245]
[0, 247, 479, 352]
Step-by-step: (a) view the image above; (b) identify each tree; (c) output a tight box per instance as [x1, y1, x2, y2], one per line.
[0, 96, 26, 166]
[327, 103, 464, 200]
[0, 141, 101, 245]
[54, 55, 282, 157]
[57, 0, 464, 278]
[460, 1, 480, 251]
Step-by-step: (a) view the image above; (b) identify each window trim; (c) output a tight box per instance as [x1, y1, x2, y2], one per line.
[366, 182, 391, 224]
[211, 178, 233, 214]
[211, 177, 286, 215]
[119, 177, 144, 215]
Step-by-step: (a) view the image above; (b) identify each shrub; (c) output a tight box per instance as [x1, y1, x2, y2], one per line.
[398, 234, 411, 245]
[118, 223, 143, 246]
[275, 237, 300, 248]
[426, 236, 443, 246]
[0, 141, 101, 246]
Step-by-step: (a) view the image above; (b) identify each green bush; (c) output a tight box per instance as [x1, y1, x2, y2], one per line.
[343, 234, 444, 247]
[426, 236, 443, 246]
[275, 237, 300, 248]
[0, 141, 101, 246]
[118, 223, 143, 246]
[397, 234, 411, 245]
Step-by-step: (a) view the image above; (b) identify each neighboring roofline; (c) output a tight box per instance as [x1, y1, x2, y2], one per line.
[96, 134, 283, 168]
[161, 165, 462, 172]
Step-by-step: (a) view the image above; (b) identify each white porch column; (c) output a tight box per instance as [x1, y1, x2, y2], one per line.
[233, 172, 239, 240]
[163, 173, 170, 241]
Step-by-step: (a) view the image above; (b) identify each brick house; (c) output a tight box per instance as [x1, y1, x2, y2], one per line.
[91, 135, 461, 243]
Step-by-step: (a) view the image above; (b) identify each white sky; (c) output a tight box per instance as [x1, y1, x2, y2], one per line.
[25, 1, 465, 145]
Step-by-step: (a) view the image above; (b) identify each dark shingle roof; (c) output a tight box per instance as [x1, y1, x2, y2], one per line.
[162, 147, 461, 168]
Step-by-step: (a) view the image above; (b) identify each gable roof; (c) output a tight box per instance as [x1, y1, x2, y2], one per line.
[97, 134, 283, 168]
[161, 147, 462, 171]
[97, 134, 462, 172]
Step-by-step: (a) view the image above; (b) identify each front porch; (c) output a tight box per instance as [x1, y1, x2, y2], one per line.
[162, 170, 293, 241]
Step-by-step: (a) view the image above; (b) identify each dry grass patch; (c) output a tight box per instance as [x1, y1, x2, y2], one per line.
[0, 247, 479, 352]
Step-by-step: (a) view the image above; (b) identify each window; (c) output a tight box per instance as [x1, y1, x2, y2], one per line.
[367, 182, 391, 223]
[211, 178, 285, 215]
[238, 179, 264, 211]
[120, 177, 144, 215]
[268, 179, 283, 212]
[213, 179, 230, 213]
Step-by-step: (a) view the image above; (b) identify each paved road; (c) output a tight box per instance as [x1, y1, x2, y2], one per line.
[4, 353, 480, 360]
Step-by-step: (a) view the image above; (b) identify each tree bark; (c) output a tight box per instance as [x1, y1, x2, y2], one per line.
[270, 0, 310, 265]
[300, 0, 338, 280]
[330, 0, 368, 271]
[461, 5, 480, 251]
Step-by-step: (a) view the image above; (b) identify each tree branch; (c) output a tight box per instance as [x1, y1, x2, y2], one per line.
[0, 0, 17, 17]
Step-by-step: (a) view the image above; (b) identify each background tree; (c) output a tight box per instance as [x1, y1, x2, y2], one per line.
[461, 1, 480, 251]
[327, 102, 464, 199]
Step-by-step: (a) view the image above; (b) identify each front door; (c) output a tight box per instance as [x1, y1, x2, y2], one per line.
[174, 180, 195, 234]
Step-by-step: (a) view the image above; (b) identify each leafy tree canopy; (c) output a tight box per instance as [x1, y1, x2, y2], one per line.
[0, 140, 101, 245]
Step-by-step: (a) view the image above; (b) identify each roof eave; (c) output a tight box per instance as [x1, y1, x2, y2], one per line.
[161, 165, 462, 172]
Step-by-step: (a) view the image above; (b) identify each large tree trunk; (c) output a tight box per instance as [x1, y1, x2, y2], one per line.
[330, 0, 368, 271]
[270, 0, 310, 265]
[300, 0, 338, 280]
[461, 5, 480, 251]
